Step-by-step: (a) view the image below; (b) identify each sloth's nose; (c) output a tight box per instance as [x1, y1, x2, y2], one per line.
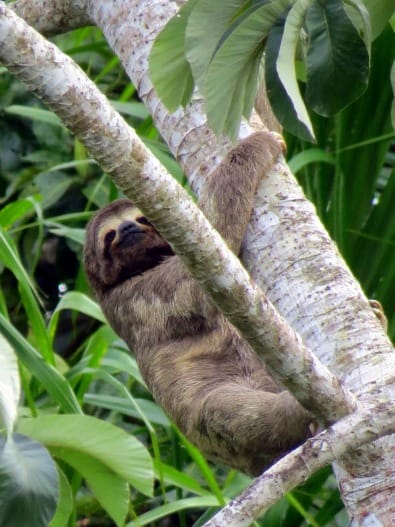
[119, 220, 143, 235]
[118, 221, 144, 244]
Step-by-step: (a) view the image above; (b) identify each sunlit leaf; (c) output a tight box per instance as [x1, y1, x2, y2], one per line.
[0, 199, 36, 229]
[149, 1, 196, 112]
[51, 448, 129, 527]
[203, 1, 290, 139]
[185, 0, 248, 87]
[18, 414, 154, 497]
[0, 335, 20, 433]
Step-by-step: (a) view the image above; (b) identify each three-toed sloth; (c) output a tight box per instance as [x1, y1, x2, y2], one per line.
[84, 131, 312, 476]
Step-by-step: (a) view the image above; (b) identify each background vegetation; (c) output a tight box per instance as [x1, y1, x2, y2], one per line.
[0, 19, 394, 527]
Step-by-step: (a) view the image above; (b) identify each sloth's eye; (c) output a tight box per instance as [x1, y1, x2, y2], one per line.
[104, 229, 116, 249]
[136, 216, 152, 227]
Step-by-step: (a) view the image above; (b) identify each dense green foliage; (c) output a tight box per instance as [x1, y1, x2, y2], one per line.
[150, 0, 395, 141]
[0, 16, 394, 527]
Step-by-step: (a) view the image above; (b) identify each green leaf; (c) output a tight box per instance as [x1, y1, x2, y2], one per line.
[0, 334, 20, 433]
[0, 227, 54, 363]
[84, 393, 170, 427]
[126, 496, 221, 527]
[47, 224, 86, 244]
[158, 463, 212, 497]
[0, 199, 36, 229]
[5, 105, 63, 126]
[275, 0, 315, 138]
[111, 100, 150, 120]
[343, 0, 371, 48]
[202, 4, 270, 139]
[101, 348, 146, 385]
[0, 434, 58, 527]
[0, 227, 41, 304]
[200, 1, 291, 139]
[48, 468, 73, 527]
[185, 0, 248, 88]
[47, 291, 106, 344]
[265, 7, 315, 141]
[391, 60, 395, 131]
[35, 172, 74, 210]
[0, 315, 82, 415]
[17, 414, 154, 497]
[51, 448, 129, 527]
[149, 1, 196, 112]
[363, 0, 395, 39]
[288, 148, 336, 173]
[305, 0, 370, 115]
[176, 430, 225, 504]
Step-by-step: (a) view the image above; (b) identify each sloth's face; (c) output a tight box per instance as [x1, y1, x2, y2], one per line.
[84, 199, 173, 293]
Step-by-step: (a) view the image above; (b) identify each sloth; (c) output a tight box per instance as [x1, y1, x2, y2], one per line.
[84, 131, 313, 476]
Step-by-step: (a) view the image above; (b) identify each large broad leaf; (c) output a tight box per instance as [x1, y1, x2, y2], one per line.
[149, 0, 197, 112]
[305, 0, 370, 115]
[185, 0, 250, 87]
[362, 0, 395, 39]
[0, 434, 58, 527]
[0, 334, 20, 433]
[265, 6, 315, 141]
[51, 448, 129, 527]
[202, 1, 291, 139]
[17, 414, 154, 497]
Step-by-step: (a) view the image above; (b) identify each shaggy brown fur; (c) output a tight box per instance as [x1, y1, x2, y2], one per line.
[84, 132, 312, 475]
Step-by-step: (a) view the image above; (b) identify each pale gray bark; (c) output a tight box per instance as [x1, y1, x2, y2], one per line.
[9, 0, 90, 35]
